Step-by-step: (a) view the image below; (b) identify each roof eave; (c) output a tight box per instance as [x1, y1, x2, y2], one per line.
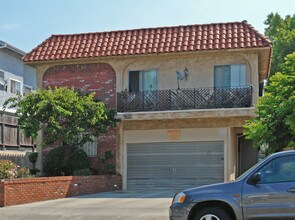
[0, 40, 26, 56]
[23, 46, 272, 65]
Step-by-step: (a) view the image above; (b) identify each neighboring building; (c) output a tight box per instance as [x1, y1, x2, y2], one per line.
[0, 40, 37, 166]
[0, 40, 36, 110]
[23, 21, 272, 190]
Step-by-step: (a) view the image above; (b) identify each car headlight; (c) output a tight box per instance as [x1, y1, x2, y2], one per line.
[172, 192, 186, 204]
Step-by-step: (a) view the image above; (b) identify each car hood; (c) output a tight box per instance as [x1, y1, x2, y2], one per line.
[183, 181, 242, 201]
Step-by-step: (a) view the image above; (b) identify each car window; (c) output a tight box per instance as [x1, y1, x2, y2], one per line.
[236, 158, 265, 181]
[258, 155, 295, 184]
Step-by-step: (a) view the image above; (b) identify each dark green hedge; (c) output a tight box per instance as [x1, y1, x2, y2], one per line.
[44, 146, 89, 176]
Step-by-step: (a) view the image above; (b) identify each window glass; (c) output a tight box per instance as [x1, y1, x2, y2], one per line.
[142, 70, 157, 91]
[129, 70, 157, 92]
[214, 66, 230, 87]
[258, 155, 295, 183]
[0, 70, 5, 91]
[231, 64, 246, 87]
[214, 64, 246, 88]
[10, 79, 21, 95]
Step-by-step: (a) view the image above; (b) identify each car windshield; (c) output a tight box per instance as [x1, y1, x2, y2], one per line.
[235, 154, 270, 181]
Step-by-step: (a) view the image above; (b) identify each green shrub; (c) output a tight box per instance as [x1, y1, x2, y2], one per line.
[0, 160, 30, 180]
[17, 167, 30, 178]
[29, 168, 40, 175]
[97, 150, 116, 174]
[106, 164, 115, 173]
[43, 146, 65, 176]
[28, 152, 40, 175]
[65, 148, 90, 175]
[44, 146, 90, 176]
[73, 168, 93, 176]
[0, 160, 18, 179]
[28, 152, 38, 164]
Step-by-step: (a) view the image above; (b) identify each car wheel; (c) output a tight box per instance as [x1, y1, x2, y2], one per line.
[194, 207, 231, 220]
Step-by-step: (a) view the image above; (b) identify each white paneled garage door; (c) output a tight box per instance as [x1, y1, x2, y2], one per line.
[127, 141, 224, 190]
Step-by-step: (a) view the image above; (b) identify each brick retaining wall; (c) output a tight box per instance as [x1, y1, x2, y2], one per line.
[0, 175, 122, 207]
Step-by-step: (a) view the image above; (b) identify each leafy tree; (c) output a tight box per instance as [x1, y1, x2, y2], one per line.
[3, 87, 117, 154]
[244, 53, 295, 154]
[4, 87, 117, 146]
[264, 12, 295, 76]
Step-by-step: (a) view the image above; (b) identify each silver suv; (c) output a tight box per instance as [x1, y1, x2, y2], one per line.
[169, 150, 295, 220]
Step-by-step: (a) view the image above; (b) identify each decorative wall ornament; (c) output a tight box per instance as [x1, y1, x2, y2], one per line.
[176, 67, 189, 89]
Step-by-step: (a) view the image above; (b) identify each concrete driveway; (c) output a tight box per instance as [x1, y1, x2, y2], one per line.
[0, 190, 176, 220]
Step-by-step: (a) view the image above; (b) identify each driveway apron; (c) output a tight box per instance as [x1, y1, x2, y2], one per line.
[0, 190, 176, 220]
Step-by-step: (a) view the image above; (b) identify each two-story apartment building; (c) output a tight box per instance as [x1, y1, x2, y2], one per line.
[0, 40, 37, 109]
[23, 21, 272, 190]
[0, 40, 37, 166]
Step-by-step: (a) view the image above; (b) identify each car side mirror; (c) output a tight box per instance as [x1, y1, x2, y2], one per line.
[249, 173, 261, 185]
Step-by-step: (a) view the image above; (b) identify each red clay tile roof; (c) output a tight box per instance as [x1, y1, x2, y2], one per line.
[23, 21, 271, 62]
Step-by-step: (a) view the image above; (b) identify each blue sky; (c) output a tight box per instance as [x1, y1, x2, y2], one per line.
[1, 0, 295, 52]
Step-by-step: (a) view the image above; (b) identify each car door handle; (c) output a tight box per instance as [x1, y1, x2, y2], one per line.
[287, 187, 295, 193]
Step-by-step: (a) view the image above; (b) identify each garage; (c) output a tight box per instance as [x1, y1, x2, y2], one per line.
[127, 141, 224, 190]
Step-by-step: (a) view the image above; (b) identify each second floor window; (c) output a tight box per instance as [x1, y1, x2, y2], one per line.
[214, 64, 246, 88]
[129, 69, 157, 92]
[10, 79, 21, 95]
[0, 70, 5, 91]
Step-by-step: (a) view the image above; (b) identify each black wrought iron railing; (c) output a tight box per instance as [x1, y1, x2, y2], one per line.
[117, 86, 252, 113]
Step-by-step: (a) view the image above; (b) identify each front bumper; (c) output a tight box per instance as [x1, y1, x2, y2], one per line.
[169, 202, 193, 220]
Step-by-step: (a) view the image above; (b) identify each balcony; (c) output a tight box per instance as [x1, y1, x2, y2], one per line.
[117, 86, 252, 113]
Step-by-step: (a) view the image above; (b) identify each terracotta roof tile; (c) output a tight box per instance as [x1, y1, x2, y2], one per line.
[23, 21, 271, 62]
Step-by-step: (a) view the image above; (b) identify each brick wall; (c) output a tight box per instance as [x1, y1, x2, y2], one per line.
[0, 175, 122, 207]
[42, 63, 117, 170]
[43, 63, 116, 108]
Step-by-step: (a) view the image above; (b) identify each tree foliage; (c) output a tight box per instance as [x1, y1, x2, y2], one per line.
[244, 53, 295, 153]
[3, 87, 117, 147]
[264, 12, 295, 76]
